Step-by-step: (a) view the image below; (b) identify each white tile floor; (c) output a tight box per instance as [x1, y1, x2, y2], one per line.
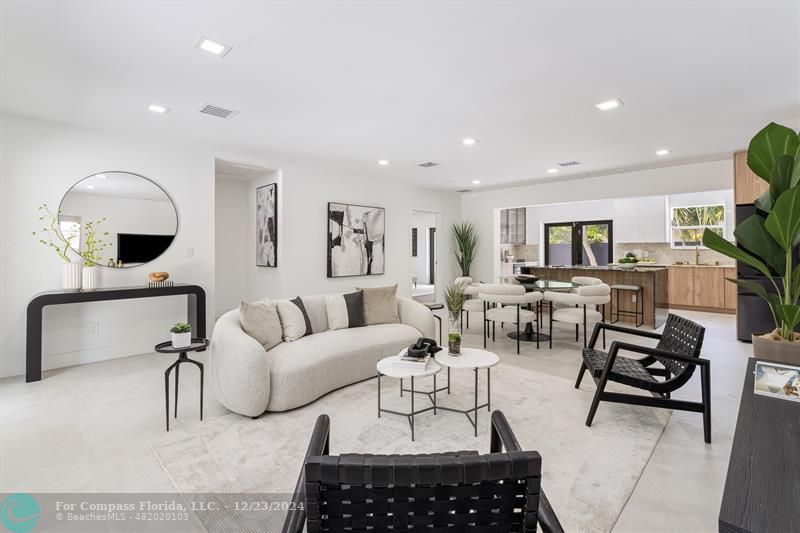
[0, 309, 749, 532]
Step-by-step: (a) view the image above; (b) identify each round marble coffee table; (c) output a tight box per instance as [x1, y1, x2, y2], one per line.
[435, 348, 500, 436]
[376, 354, 442, 441]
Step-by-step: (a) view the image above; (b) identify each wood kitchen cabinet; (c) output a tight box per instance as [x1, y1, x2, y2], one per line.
[694, 267, 726, 308]
[724, 267, 737, 310]
[734, 151, 768, 205]
[668, 267, 694, 306]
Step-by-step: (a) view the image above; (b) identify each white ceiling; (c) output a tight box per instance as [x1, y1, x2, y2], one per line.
[2, 1, 799, 190]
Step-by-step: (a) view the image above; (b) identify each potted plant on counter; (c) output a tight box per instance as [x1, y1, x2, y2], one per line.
[170, 322, 192, 348]
[79, 218, 110, 291]
[703, 122, 800, 363]
[444, 284, 466, 355]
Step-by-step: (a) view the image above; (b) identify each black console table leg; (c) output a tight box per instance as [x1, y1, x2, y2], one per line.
[174, 361, 180, 418]
[26, 303, 43, 383]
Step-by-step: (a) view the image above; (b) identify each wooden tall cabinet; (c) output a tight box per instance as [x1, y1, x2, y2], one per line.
[734, 151, 768, 205]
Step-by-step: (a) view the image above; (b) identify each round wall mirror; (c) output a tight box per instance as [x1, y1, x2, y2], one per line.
[58, 171, 178, 268]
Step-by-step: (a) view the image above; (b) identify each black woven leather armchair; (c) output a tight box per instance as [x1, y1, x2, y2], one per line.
[282, 411, 563, 532]
[576, 313, 711, 442]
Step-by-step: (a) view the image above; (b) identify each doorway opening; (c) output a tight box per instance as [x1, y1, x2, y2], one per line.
[410, 210, 438, 302]
[544, 220, 613, 266]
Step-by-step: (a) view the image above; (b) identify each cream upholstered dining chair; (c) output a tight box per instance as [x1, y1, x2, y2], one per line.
[544, 283, 611, 349]
[550, 276, 604, 311]
[455, 276, 483, 330]
[478, 284, 543, 354]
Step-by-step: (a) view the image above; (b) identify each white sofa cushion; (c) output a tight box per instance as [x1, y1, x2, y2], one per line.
[325, 291, 365, 330]
[265, 323, 420, 411]
[275, 297, 312, 341]
[239, 298, 283, 350]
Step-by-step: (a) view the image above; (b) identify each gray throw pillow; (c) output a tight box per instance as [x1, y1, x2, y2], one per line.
[359, 284, 399, 325]
[239, 299, 283, 351]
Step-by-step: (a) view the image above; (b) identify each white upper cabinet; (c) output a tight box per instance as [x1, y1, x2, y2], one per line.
[614, 195, 667, 243]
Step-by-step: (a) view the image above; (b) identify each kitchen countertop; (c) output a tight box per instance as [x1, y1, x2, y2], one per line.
[528, 265, 667, 272]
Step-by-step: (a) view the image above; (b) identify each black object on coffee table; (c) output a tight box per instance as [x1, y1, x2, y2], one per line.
[155, 338, 208, 431]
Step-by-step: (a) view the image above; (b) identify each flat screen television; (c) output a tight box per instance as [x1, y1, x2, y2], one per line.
[117, 233, 175, 264]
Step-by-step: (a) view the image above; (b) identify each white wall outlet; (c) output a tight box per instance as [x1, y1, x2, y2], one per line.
[631, 294, 637, 303]
[88, 322, 100, 335]
[186, 246, 194, 258]
[642, 251, 649, 257]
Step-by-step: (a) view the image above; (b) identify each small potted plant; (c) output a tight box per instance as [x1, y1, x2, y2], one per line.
[445, 284, 466, 355]
[170, 322, 192, 348]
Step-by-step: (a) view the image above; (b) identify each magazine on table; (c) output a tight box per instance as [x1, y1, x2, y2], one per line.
[393, 351, 430, 370]
[754, 361, 800, 403]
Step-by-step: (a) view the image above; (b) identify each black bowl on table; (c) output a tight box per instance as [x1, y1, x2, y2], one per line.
[515, 275, 541, 284]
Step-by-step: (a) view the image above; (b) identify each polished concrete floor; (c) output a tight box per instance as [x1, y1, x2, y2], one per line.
[0, 309, 749, 532]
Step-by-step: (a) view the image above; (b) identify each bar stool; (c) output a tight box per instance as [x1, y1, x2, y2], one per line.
[610, 284, 643, 327]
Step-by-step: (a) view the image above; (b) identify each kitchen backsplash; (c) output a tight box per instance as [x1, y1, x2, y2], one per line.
[614, 243, 735, 266]
[500, 244, 539, 263]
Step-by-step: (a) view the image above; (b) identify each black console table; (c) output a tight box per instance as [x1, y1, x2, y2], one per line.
[26, 284, 206, 383]
[719, 358, 800, 533]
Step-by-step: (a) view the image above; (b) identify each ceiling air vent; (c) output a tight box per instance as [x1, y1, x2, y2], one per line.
[418, 161, 439, 168]
[198, 103, 239, 119]
[558, 160, 581, 167]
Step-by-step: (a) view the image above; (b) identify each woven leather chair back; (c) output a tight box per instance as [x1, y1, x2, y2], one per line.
[304, 451, 541, 532]
[655, 314, 706, 386]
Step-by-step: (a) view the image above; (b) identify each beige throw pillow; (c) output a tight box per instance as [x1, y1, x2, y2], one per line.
[239, 299, 283, 351]
[359, 284, 399, 325]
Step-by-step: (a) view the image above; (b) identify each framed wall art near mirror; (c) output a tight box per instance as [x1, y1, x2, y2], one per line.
[256, 183, 277, 267]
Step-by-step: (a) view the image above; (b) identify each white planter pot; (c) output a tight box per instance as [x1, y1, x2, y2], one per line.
[81, 266, 98, 291]
[62, 262, 82, 291]
[171, 332, 192, 348]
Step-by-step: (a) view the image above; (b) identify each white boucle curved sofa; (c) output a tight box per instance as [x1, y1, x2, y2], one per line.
[209, 295, 435, 417]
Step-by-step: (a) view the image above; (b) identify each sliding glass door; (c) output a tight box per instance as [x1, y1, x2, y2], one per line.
[545, 220, 613, 266]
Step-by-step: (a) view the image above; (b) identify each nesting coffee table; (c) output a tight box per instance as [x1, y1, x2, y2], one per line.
[376, 347, 499, 440]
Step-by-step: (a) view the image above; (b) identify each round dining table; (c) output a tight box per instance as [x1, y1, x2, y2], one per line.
[508, 278, 581, 342]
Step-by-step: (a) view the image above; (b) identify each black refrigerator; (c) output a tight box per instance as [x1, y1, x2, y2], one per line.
[735, 204, 799, 342]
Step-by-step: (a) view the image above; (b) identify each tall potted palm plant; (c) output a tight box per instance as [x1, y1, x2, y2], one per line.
[452, 222, 478, 277]
[703, 122, 800, 363]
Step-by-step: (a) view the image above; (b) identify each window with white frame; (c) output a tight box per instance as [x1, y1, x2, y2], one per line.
[670, 204, 724, 248]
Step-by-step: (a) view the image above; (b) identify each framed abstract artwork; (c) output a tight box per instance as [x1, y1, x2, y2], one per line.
[327, 202, 385, 277]
[256, 183, 277, 267]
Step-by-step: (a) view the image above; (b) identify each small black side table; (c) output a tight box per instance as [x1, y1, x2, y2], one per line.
[423, 302, 444, 345]
[155, 338, 208, 431]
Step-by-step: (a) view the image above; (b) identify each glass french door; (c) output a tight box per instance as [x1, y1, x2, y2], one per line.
[545, 220, 613, 266]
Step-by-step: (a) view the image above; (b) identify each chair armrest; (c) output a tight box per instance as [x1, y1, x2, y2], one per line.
[490, 411, 565, 533]
[490, 410, 521, 452]
[587, 321, 662, 349]
[281, 414, 331, 533]
[613, 342, 710, 366]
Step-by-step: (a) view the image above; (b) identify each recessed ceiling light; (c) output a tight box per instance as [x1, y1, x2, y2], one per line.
[86, 184, 95, 189]
[193, 35, 232, 57]
[656, 149, 671, 156]
[472, 179, 481, 184]
[462, 138, 478, 146]
[147, 103, 170, 114]
[547, 168, 559, 174]
[595, 99, 623, 111]
[378, 160, 389, 166]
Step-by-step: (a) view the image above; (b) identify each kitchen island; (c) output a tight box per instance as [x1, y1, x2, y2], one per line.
[521, 265, 668, 329]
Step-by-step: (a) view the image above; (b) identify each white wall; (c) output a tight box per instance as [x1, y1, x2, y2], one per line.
[0, 113, 462, 377]
[214, 177, 250, 317]
[238, 165, 460, 305]
[0, 113, 215, 378]
[410, 211, 437, 284]
[462, 159, 734, 283]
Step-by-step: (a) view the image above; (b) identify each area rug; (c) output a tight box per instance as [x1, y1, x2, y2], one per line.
[149, 363, 669, 532]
